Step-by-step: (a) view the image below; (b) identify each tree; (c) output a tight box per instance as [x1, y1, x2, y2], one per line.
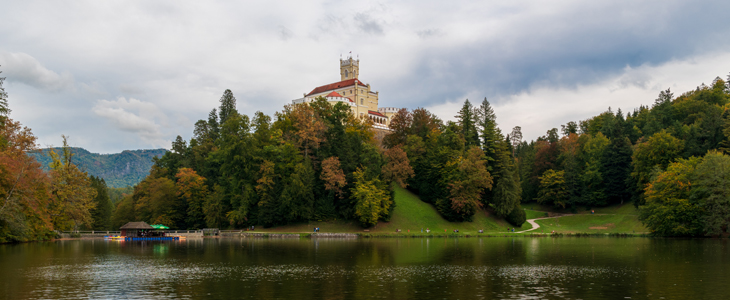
[509, 126, 522, 156]
[321, 157, 347, 197]
[0, 118, 53, 242]
[383, 108, 412, 148]
[281, 160, 315, 222]
[381, 146, 414, 188]
[692, 151, 730, 236]
[506, 204, 526, 227]
[602, 136, 632, 204]
[639, 157, 704, 236]
[218, 89, 237, 125]
[47, 136, 97, 231]
[352, 167, 391, 227]
[455, 99, 479, 147]
[537, 169, 568, 208]
[631, 130, 684, 206]
[88, 176, 112, 230]
[475, 97, 500, 163]
[561, 121, 578, 136]
[581, 133, 609, 206]
[204, 184, 227, 228]
[289, 103, 327, 158]
[440, 147, 493, 221]
[175, 168, 208, 229]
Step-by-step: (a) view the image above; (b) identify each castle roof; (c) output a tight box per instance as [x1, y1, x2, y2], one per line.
[307, 78, 366, 96]
[368, 110, 386, 118]
[326, 91, 344, 98]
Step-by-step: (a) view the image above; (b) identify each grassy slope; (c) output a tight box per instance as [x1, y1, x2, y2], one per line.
[531, 203, 648, 233]
[260, 186, 531, 234]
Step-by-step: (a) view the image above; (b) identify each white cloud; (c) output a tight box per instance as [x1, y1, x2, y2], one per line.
[0, 51, 74, 91]
[92, 97, 169, 147]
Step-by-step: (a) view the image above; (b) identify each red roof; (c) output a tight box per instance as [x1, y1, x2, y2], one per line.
[326, 91, 344, 98]
[307, 78, 366, 96]
[369, 110, 386, 117]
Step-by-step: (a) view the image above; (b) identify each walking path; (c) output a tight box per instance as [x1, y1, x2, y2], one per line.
[515, 216, 569, 233]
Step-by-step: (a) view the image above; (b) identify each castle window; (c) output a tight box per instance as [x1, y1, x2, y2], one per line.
[345, 69, 349, 78]
[360, 99, 363, 105]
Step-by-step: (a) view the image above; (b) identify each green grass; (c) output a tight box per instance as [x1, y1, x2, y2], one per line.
[259, 187, 529, 234]
[534, 214, 647, 234]
[524, 209, 548, 220]
[256, 189, 649, 235]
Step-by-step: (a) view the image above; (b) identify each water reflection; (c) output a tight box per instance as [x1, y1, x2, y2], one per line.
[0, 238, 728, 299]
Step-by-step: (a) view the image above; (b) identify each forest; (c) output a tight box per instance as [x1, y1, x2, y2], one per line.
[3, 66, 730, 242]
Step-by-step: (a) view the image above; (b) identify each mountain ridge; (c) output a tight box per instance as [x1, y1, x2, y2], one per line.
[28, 147, 168, 188]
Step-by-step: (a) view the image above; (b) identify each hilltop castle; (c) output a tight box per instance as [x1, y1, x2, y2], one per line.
[292, 55, 400, 129]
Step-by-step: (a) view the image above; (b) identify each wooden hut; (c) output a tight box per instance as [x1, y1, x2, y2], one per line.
[120, 222, 155, 237]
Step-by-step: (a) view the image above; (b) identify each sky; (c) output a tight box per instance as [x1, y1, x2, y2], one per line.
[1, 0, 730, 154]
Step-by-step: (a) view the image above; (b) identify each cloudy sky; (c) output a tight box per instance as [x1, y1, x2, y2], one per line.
[1, 1, 730, 153]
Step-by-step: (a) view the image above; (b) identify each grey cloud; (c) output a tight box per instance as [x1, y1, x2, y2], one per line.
[354, 12, 384, 35]
[279, 26, 294, 40]
[416, 29, 444, 39]
[0, 52, 74, 92]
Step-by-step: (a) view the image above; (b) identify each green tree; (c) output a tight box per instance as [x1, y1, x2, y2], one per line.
[280, 160, 315, 223]
[455, 99, 480, 147]
[537, 169, 568, 208]
[602, 136, 632, 204]
[475, 97, 500, 165]
[48, 136, 97, 231]
[88, 176, 112, 230]
[630, 130, 684, 206]
[218, 89, 238, 125]
[352, 167, 391, 227]
[639, 157, 704, 236]
[439, 147, 493, 221]
[692, 151, 730, 236]
[581, 133, 609, 206]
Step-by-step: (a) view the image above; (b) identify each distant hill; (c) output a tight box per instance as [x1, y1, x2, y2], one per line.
[28, 147, 168, 188]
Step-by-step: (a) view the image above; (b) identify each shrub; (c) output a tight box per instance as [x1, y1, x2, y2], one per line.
[506, 205, 526, 227]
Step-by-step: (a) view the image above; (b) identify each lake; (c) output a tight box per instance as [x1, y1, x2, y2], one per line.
[1, 237, 728, 299]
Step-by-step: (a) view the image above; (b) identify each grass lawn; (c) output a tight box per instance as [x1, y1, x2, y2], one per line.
[258, 187, 529, 234]
[524, 209, 548, 220]
[534, 214, 647, 234]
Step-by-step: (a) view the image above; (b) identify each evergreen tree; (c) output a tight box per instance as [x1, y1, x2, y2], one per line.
[218, 89, 238, 125]
[455, 99, 479, 147]
[602, 136, 633, 204]
[89, 176, 113, 230]
[475, 97, 500, 165]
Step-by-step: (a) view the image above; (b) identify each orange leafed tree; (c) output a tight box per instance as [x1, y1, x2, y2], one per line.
[0, 118, 53, 242]
[381, 146, 414, 188]
[289, 103, 327, 158]
[321, 157, 346, 198]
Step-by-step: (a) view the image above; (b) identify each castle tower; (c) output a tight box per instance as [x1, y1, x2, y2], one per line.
[340, 55, 359, 81]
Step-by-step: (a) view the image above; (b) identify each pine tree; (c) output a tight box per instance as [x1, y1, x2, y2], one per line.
[475, 97, 500, 165]
[89, 176, 113, 230]
[455, 99, 479, 147]
[218, 89, 237, 125]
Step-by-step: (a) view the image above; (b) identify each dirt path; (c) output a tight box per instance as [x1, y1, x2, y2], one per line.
[515, 216, 568, 233]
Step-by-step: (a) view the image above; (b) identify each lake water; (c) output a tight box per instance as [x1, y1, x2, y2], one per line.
[1, 237, 728, 299]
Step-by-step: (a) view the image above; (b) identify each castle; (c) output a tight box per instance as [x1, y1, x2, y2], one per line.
[292, 55, 400, 130]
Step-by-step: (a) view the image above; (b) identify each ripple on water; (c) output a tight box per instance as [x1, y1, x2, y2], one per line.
[25, 258, 638, 300]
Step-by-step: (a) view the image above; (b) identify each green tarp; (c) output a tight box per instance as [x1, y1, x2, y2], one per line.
[150, 224, 169, 229]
